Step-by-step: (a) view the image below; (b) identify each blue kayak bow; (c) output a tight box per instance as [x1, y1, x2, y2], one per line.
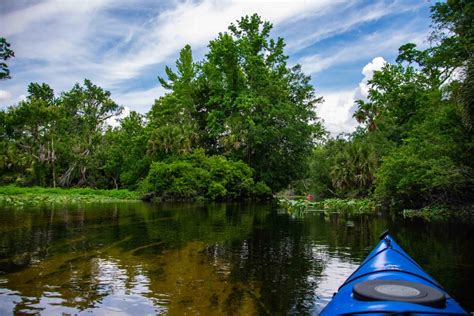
[320, 231, 468, 315]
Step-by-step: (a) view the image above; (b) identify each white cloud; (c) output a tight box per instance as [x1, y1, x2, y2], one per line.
[0, 90, 12, 102]
[319, 57, 386, 136]
[318, 89, 357, 136]
[99, 0, 339, 85]
[354, 56, 386, 101]
[0, 0, 430, 114]
[2, 0, 112, 38]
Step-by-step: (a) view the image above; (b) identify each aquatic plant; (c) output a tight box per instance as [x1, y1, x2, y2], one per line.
[278, 197, 375, 216]
[0, 185, 139, 206]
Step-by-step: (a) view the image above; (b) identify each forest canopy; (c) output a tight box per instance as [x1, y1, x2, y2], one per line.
[298, 0, 474, 210]
[1, 14, 321, 200]
[1, 1, 473, 208]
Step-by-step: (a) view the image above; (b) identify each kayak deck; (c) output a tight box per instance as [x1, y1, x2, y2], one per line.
[320, 231, 468, 315]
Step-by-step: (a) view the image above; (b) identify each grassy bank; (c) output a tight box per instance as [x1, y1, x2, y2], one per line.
[0, 185, 140, 206]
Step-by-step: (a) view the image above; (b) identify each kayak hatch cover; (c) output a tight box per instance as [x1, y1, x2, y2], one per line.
[319, 230, 468, 315]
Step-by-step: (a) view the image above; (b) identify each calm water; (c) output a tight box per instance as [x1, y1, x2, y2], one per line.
[0, 202, 473, 315]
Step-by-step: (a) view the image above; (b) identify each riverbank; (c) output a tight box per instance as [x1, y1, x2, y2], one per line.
[278, 196, 474, 221]
[0, 185, 140, 206]
[403, 205, 474, 222]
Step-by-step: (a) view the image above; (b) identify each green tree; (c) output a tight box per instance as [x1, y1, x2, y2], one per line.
[201, 14, 323, 190]
[141, 150, 271, 200]
[57, 79, 122, 187]
[0, 83, 59, 186]
[330, 139, 378, 197]
[101, 112, 150, 189]
[349, 0, 474, 209]
[148, 45, 201, 159]
[0, 37, 14, 80]
[150, 14, 323, 191]
[374, 99, 472, 208]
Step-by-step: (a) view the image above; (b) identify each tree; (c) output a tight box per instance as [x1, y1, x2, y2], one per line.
[200, 14, 323, 190]
[0, 37, 14, 80]
[0, 83, 59, 186]
[101, 112, 150, 189]
[347, 0, 474, 208]
[148, 45, 201, 159]
[57, 79, 122, 187]
[150, 14, 323, 191]
[328, 139, 378, 197]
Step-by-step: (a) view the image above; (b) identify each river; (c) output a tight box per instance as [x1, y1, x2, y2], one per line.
[0, 202, 473, 314]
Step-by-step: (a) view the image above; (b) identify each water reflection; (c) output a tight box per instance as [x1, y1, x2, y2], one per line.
[0, 202, 473, 314]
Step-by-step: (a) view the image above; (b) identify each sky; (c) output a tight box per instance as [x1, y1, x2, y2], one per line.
[0, 0, 433, 135]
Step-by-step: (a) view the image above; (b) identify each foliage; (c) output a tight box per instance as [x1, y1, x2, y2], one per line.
[373, 98, 473, 208]
[150, 14, 323, 191]
[141, 150, 271, 201]
[0, 185, 139, 206]
[330, 139, 378, 197]
[100, 112, 150, 189]
[278, 197, 375, 216]
[294, 137, 378, 198]
[303, 1, 474, 212]
[1, 14, 321, 200]
[0, 37, 14, 80]
[0, 80, 124, 188]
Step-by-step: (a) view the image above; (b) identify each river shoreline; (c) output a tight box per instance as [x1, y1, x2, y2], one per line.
[0, 185, 140, 206]
[278, 196, 474, 221]
[2, 185, 472, 222]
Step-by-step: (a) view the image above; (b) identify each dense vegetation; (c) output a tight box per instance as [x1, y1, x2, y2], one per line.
[140, 150, 271, 201]
[296, 0, 474, 212]
[1, 1, 473, 209]
[0, 15, 319, 200]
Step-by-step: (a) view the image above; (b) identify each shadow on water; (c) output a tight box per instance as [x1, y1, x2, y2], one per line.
[0, 202, 473, 314]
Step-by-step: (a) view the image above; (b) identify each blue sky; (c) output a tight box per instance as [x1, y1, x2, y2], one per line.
[0, 0, 433, 135]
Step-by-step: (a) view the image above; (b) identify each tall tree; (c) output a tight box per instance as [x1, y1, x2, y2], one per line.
[151, 15, 324, 191]
[1, 83, 59, 186]
[200, 14, 323, 190]
[149, 45, 201, 159]
[58, 79, 122, 186]
[101, 111, 150, 189]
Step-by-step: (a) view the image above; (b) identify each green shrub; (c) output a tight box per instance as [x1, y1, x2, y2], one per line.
[374, 146, 468, 209]
[207, 182, 227, 200]
[141, 150, 271, 200]
[253, 181, 272, 198]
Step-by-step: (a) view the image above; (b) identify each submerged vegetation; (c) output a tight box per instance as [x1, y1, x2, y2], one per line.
[1, 2, 473, 211]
